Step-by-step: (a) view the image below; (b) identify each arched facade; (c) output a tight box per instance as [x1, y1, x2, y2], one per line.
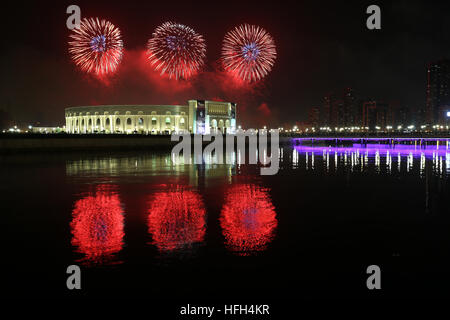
[65, 101, 237, 134]
[65, 105, 191, 135]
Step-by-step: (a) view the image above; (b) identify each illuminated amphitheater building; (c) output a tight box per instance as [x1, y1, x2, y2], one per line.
[65, 100, 237, 134]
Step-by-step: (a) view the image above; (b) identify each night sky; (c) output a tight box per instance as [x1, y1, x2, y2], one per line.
[2, 0, 450, 127]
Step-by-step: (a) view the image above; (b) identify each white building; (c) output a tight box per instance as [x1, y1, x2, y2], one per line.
[65, 100, 237, 134]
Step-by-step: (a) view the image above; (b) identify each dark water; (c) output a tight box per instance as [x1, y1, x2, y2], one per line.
[1, 144, 449, 300]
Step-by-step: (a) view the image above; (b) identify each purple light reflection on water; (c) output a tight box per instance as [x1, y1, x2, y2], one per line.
[292, 144, 450, 176]
[294, 144, 450, 159]
[292, 137, 450, 142]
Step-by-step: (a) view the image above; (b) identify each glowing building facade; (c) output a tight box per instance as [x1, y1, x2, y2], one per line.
[65, 100, 236, 134]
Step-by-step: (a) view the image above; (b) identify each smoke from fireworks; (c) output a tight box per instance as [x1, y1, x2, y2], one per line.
[222, 24, 277, 82]
[69, 18, 124, 76]
[146, 22, 206, 80]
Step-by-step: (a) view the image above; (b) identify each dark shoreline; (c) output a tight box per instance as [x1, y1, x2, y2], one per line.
[1, 133, 449, 154]
[0, 133, 290, 154]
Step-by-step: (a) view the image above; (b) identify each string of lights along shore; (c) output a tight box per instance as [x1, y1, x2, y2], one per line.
[68, 18, 277, 82]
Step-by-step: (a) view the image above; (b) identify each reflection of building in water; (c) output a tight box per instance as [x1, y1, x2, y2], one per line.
[65, 100, 236, 134]
[66, 152, 236, 186]
[147, 186, 206, 252]
[66, 154, 196, 176]
[70, 185, 124, 265]
[220, 184, 277, 256]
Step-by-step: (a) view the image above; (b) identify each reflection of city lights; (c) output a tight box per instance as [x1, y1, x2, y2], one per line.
[148, 186, 206, 252]
[71, 185, 124, 265]
[294, 141, 450, 177]
[220, 184, 277, 255]
[295, 143, 449, 160]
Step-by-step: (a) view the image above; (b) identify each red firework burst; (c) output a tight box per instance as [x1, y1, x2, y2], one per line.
[68, 17, 123, 76]
[222, 24, 277, 82]
[146, 22, 206, 80]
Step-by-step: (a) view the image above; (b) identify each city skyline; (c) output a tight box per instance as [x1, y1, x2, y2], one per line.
[2, 1, 450, 129]
[298, 57, 450, 131]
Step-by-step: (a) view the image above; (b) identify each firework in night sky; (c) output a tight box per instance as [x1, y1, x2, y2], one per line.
[222, 24, 277, 82]
[146, 22, 206, 80]
[68, 17, 124, 76]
